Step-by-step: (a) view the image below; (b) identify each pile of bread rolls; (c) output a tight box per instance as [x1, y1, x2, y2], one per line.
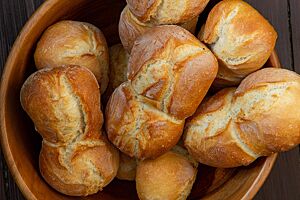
[20, 0, 300, 199]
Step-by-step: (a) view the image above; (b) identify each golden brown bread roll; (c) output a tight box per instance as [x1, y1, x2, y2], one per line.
[199, 0, 277, 86]
[20, 66, 119, 196]
[116, 153, 137, 181]
[34, 20, 109, 93]
[106, 25, 218, 160]
[136, 145, 198, 200]
[184, 68, 300, 168]
[108, 44, 129, 90]
[102, 44, 129, 105]
[119, 6, 198, 53]
[126, 0, 209, 25]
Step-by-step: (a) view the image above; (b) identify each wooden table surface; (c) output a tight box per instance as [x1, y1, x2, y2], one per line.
[0, 0, 299, 199]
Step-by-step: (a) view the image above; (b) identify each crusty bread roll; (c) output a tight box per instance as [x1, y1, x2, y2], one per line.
[107, 44, 129, 93]
[20, 66, 119, 196]
[184, 68, 300, 168]
[106, 25, 218, 159]
[126, 0, 209, 25]
[119, 6, 198, 53]
[136, 145, 198, 200]
[199, 0, 277, 86]
[103, 44, 129, 104]
[116, 153, 137, 181]
[34, 20, 109, 93]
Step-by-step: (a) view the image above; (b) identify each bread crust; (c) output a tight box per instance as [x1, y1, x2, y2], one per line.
[126, 0, 209, 25]
[116, 153, 137, 181]
[200, 0, 277, 86]
[105, 82, 185, 159]
[20, 66, 119, 196]
[184, 68, 300, 168]
[103, 44, 129, 104]
[136, 146, 198, 200]
[34, 20, 109, 93]
[106, 25, 218, 160]
[129, 25, 218, 119]
[119, 6, 198, 53]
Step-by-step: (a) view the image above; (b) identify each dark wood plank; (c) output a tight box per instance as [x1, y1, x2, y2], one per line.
[290, 0, 300, 73]
[255, 149, 300, 200]
[0, 151, 7, 200]
[246, 0, 294, 70]
[0, 1, 43, 199]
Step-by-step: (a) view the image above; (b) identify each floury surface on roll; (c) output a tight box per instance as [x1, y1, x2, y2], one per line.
[106, 25, 218, 160]
[199, 0, 277, 86]
[136, 145, 198, 200]
[184, 68, 300, 168]
[126, 0, 209, 25]
[20, 66, 119, 196]
[34, 20, 109, 93]
[119, 6, 199, 53]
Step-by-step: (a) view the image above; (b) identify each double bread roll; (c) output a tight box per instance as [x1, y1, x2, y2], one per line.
[20, 66, 119, 196]
[119, 6, 199, 52]
[126, 0, 209, 24]
[34, 20, 109, 93]
[106, 25, 218, 160]
[136, 145, 198, 200]
[199, 0, 277, 86]
[184, 68, 300, 168]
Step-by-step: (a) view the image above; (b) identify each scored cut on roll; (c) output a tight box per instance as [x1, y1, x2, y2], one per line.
[119, 6, 199, 53]
[136, 145, 198, 200]
[126, 0, 209, 25]
[106, 25, 218, 160]
[20, 66, 119, 196]
[34, 20, 109, 93]
[184, 68, 300, 168]
[199, 0, 277, 86]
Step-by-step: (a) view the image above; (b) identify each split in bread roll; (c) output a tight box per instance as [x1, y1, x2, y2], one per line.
[199, 0, 277, 86]
[184, 68, 300, 168]
[20, 66, 119, 196]
[116, 153, 137, 181]
[136, 145, 198, 200]
[34, 20, 109, 93]
[126, 0, 209, 25]
[119, 6, 199, 53]
[106, 25, 218, 159]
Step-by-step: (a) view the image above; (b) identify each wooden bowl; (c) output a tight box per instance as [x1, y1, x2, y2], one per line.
[0, 0, 279, 199]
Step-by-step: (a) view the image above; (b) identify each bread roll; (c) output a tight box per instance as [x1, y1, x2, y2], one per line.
[126, 0, 209, 24]
[108, 44, 129, 91]
[184, 68, 300, 168]
[136, 145, 198, 200]
[116, 153, 137, 181]
[199, 0, 277, 86]
[34, 20, 109, 93]
[102, 44, 129, 104]
[106, 25, 218, 159]
[119, 6, 198, 53]
[20, 66, 119, 196]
